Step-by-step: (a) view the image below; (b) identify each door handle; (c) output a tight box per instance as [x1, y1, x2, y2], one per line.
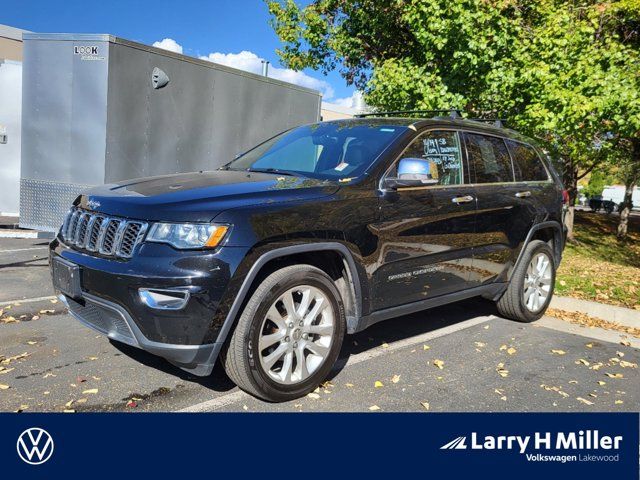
[451, 195, 474, 204]
[515, 191, 531, 198]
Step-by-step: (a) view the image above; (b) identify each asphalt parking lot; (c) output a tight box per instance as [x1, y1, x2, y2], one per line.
[1, 236, 638, 413]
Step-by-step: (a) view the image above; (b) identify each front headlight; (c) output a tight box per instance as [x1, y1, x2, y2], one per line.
[146, 223, 229, 249]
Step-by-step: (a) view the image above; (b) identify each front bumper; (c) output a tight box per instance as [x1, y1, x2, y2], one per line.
[50, 236, 249, 376]
[60, 292, 221, 375]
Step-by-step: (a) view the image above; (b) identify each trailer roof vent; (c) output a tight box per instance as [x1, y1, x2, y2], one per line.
[151, 67, 169, 89]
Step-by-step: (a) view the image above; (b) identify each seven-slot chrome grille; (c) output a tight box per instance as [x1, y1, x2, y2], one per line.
[61, 208, 148, 259]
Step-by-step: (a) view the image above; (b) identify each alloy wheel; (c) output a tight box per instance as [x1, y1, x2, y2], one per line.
[257, 285, 335, 385]
[523, 252, 552, 312]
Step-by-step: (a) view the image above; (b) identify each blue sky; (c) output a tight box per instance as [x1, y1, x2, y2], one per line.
[1, 0, 356, 105]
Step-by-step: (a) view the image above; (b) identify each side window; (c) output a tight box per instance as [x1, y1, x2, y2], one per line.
[390, 130, 463, 186]
[464, 133, 514, 184]
[506, 140, 550, 182]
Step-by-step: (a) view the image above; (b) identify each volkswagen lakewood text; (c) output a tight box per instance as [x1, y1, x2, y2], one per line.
[50, 112, 567, 401]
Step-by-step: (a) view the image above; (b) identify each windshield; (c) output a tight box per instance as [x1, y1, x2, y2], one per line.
[224, 122, 407, 180]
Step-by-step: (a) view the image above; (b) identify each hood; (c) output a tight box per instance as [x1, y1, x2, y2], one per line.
[78, 170, 339, 222]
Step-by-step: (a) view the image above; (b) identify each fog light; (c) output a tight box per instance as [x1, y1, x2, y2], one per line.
[139, 288, 190, 310]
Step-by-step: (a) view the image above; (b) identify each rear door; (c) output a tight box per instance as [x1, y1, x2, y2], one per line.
[463, 132, 537, 286]
[373, 129, 477, 310]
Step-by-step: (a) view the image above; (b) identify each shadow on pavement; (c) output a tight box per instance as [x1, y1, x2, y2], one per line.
[110, 297, 499, 393]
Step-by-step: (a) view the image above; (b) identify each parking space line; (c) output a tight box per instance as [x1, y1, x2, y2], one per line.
[0, 247, 49, 254]
[176, 314, 495, 412]
[0, 295, 57, 307]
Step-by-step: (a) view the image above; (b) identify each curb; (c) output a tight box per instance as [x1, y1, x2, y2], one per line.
[550, 295, 640, 329]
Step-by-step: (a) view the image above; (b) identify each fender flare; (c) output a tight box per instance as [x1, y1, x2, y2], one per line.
[215, 242, 362, 347]
[512, 220, 564, 275]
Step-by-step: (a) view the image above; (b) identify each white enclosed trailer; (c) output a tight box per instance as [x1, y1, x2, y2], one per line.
[20, 33, 321, 231]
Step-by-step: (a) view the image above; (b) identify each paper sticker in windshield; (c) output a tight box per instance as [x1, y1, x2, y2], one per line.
[334, 162, 349, 172]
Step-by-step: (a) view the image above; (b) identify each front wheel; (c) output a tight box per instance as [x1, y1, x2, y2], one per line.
[221, 264, 345, 402]
[496, 240, 556, 323]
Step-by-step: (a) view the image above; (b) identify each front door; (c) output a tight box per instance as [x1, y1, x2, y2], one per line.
[373, 129, 477, 311]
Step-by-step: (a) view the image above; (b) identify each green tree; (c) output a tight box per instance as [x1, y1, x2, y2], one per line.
[267, 0, 640, 240]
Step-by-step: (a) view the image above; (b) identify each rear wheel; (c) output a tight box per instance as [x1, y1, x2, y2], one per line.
[496, 240, 555, 322]
[222, 264, 345, 402]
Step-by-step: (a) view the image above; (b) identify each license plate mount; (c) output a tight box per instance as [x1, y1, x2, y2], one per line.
[52, 257, 82, 299]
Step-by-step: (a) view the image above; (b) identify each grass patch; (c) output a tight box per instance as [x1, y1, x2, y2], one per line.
[555, 210, 640, 309]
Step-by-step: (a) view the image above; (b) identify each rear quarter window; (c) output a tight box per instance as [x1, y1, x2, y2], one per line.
[506, 140, 549, 182]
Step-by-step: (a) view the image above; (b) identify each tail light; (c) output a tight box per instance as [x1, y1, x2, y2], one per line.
[562, 189, 570, 205]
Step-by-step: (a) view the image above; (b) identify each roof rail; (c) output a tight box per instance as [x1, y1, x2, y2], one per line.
[354, 109, 462, 119]
[466, 118, 506, 128]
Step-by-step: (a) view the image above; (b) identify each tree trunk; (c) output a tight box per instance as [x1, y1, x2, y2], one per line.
[617, 139, 640, 240]
[563, 162, 579, 243]
[616, 182, 634, 239]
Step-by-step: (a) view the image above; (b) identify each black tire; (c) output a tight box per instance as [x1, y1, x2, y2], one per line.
[221, 264, 346, 402]
[496, 240, 556, 322]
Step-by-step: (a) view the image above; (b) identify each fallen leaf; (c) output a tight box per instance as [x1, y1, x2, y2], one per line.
[474, 342, 486, 348]
[0, 368, 14, 375]
[615, 400, 624, 405]
[577, 359, 590, 366]
[391, 375, 400, 384]
[616, 351, 625, 357]
[576, 397, 594, 406]
[483, 325, 490, 329]
[381, 342, 389, 349]
[82, 388, 98, 395]
[499, 344, 507, 351]
[568, 380, 578, 384]
[586, 343, 594, 348]
[496, 362, 509, 378]
[540, 384, 569, 398]
[50, 299, 58, 304]
[500, 396, 507, 401]
[619, 360, 637, 368]
[39, 309, 55, 314]
[26, 341, 37, 345]
[433, 359, 445, 370]
[63, 409, 75, 413]
[65, 400, 74, 408]
[307, 393, 320, 399]
[374, 381, 384, 388]
[345, 383, 354, 388]
[368, 405, 380, 411]
[76, 398, 87, 404]
[0, 384, 10, 390]
[598, 381, 606, 386]
[605, 373, 624, 379]
[0, 352, 29, 365]
[126, 400, 138, 408]
[88, 357, 98, 361]
[620, 341, 631, 346]
[423, 345, 430, 350]
[242, 405, 248, 411]
[420, 402, 430, 410]
[507, 347, 517, 355]
[551, 349, 566, 355]
[31, 315, 39, 321]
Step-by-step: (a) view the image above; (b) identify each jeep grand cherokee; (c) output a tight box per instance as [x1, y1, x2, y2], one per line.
[50, 114, 566, 401]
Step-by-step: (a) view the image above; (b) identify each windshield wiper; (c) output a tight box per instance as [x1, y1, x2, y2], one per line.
[246, 168, 301, 177]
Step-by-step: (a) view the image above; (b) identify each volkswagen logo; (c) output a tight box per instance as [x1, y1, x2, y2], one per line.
[16, 428, 54, 465]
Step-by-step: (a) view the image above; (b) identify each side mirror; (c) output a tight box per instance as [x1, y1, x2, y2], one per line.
[384, 157, 439, 189]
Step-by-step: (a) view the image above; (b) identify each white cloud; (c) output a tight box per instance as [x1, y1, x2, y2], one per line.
[152, 38, 183, 54]
[200, 50, 335, 99]
[330, 91, 366, 111]
[151, 39, 336, 99]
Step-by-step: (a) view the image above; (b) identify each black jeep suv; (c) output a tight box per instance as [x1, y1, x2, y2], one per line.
[50, 114, 566, 401]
